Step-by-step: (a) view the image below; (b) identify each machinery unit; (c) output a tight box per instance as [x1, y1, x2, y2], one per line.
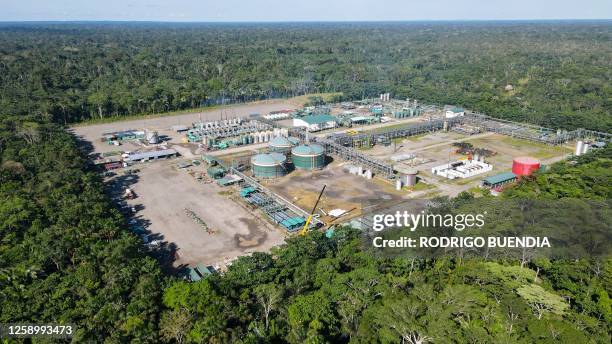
[291, 144, 326, 170]
[512, 156, 541, 176]
[431, 159, 493, 180]
[146, 130, 160, 144]
[251, 153, 288, 178]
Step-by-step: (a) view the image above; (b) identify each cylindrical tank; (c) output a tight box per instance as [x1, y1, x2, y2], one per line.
[575, 141, 583, 156]
[251, 153, 287, 178]
[405, 170, 418, 186]
[396, 179, 402, 191]
[582, 143, 589, 155]
[512, 157, 541, 176]
[291, 144, 326, 170]
[269, 136, 299, 154]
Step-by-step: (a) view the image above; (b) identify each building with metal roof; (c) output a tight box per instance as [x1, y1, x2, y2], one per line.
[293, 114, 337, 132]
[125, 149, 178, 162]
[188, 267, 202, 281]
[216, 174, 243, 186]
[482, 172, 517, 188]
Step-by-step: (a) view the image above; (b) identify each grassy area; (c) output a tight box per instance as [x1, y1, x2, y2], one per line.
[467, 186, 484, 196]
[404, 133, 429, 142]
[73, 93, 342, 127]
[289, 92, 343, 106]
[467, 135, 570, 161]
[372, 122, 420, 133]
[73, 103, 230, 127]
[408, 181, 435, 192]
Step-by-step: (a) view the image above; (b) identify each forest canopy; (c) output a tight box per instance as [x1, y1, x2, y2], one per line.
[0, 21, 611, 342]
[0, 113, 610, 342]
[0, 21, 610, 131]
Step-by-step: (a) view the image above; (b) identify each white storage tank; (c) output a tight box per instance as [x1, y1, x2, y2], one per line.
[575, 141, 584, 156]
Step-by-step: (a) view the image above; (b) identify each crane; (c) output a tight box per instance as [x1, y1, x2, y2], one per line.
[299, 185, 326, 236]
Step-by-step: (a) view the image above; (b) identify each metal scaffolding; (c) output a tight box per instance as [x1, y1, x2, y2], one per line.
[229, 167, 324, 227]
[331, 117, 461, 147]
[189, 120, 273, 140]
[313, 137, 394, 176]
[463, 113, 612, 145]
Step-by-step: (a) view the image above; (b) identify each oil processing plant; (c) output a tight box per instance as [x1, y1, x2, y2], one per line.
[84, 94, 611, 272]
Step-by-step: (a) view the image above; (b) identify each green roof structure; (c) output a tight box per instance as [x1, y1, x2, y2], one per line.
[188, 267, 202, 281]
[300, 114, 336, 125]
[483, 172, 517, 186]
[291, 144, 325, 156]
[196, 264, 213, 276]
[240, 187, 257, 197]
[251, 153, 287, 166]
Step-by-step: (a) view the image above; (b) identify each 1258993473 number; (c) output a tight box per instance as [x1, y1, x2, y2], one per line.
[0, 324, 75, 338]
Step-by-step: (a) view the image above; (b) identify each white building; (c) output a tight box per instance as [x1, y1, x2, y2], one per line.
[264, 110, 292, 120]
[431, 159, 492, 180]
[445, 107, 465, 118]
[293, 114, 337, 132]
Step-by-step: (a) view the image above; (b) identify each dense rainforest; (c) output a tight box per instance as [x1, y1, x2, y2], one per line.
[1, 21, 611, 343]
[1, 114, 610, 342]
[0, 21, 611, 131]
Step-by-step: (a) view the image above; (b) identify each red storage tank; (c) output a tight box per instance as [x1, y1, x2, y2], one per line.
[512, 156, 541, 176]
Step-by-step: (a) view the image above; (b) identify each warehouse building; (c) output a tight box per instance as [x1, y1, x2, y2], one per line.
[293, 114, 337, 132]
[481, 172, 517, 189]
[124, 149, 178, 162]
[102, 130, 145, 143]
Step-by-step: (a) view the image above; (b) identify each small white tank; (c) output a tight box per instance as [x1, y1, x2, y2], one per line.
[575, 141, 583, 156]
[582, 143, 589, 154]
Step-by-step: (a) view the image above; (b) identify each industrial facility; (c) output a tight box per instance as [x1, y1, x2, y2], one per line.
[79, 94, 610, 270]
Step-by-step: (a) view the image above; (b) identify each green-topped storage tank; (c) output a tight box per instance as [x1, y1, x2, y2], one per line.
[291, 144, 326, 170]
[269, 136, 300, 154]
[251, 153, 287, 178]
